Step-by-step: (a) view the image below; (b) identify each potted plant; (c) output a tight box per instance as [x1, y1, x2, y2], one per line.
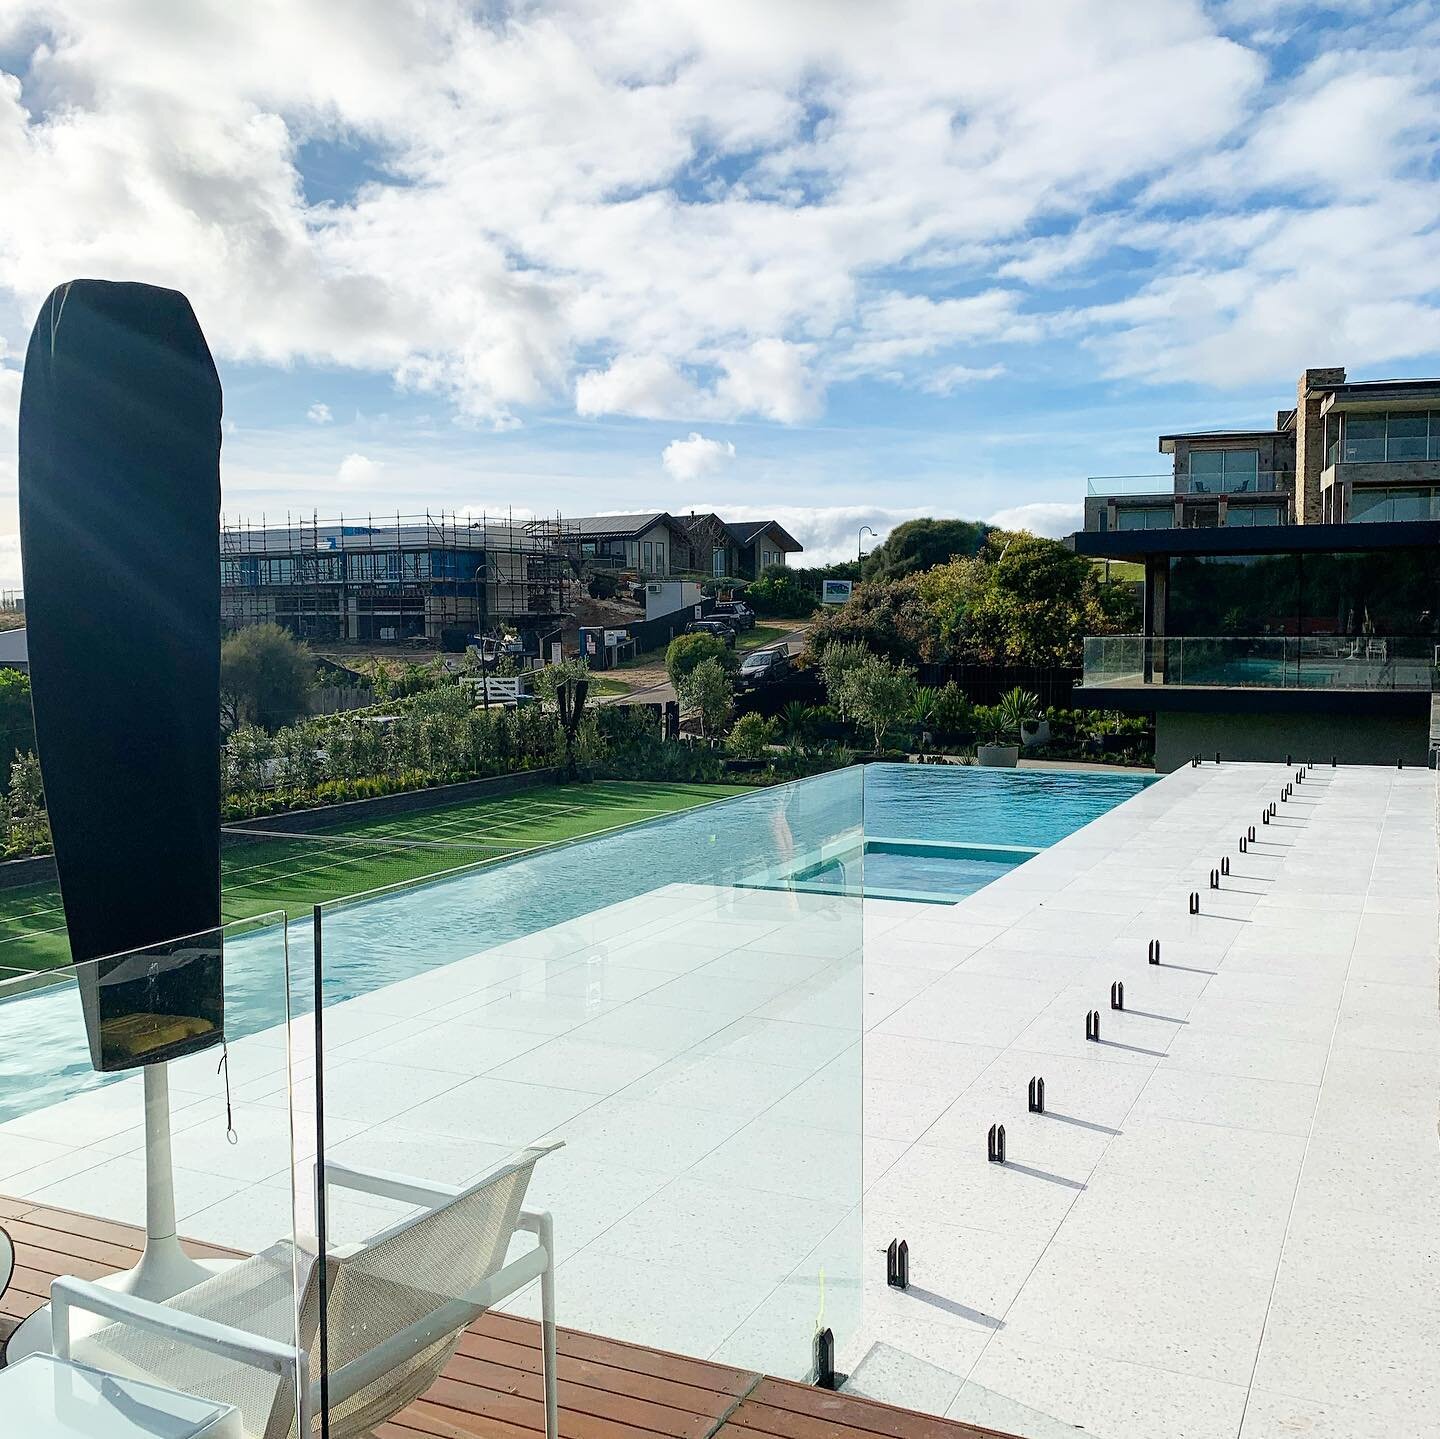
[976, 687, 1039, 768]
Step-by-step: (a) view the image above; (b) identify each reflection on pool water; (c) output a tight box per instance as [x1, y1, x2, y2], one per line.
[0, 764, 1151, 1120]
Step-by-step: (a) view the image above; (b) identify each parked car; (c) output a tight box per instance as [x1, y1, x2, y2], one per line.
[738, 646, 790, 687]
[710, 601, 756, 631]
[684, 618, 737, 647]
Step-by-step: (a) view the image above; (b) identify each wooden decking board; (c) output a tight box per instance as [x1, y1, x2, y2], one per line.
[2, 1197, 1019, 1439]
[441, 1353, 721, 1435]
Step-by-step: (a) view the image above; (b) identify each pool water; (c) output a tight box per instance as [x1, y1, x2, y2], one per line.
[0, 765, 1152, 1120]
[757, 764, 1154, 904]
[862, 763, 1154, 850]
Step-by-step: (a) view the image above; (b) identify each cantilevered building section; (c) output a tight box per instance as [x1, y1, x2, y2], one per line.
[220, 511, 576, 648]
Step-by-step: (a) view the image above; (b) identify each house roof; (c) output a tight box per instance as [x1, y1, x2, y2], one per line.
[721, 519, 803, 552]
[566, 512, 687, 540]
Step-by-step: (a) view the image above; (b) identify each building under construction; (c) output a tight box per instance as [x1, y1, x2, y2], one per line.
[220, 512, 576, 650]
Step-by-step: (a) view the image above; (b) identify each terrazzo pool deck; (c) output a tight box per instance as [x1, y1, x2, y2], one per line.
[1, 761, 1435, 1439]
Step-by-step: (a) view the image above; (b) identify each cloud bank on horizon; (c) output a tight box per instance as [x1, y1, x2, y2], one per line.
[0, 0, 1438, 581]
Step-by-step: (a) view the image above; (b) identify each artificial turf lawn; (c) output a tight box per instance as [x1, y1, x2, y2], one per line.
[0, 780, 752, 975]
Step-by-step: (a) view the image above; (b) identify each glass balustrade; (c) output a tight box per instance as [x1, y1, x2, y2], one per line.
[0, 913, 316, 1435]
[305, 770, 865, 1432]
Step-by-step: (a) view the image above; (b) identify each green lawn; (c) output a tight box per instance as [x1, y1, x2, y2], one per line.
[737, 624, 793, 651]
[0, 780, 752, 976]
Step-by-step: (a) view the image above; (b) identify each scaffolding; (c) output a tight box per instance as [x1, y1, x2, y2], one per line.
[220, 510, 578, 648]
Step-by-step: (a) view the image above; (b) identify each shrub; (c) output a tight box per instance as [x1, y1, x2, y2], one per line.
[665, 633, 730, 688]
[727, 712, 777, 759]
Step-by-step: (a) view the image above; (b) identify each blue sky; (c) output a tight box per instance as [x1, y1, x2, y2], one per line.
[1, 0, 1439, 573]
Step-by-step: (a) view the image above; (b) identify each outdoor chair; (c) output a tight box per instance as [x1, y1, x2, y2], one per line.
[49, 1141, 561, 1439]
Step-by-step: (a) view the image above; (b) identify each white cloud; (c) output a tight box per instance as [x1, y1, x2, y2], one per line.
[0, 0, 1433, 434]
[576, 356, 699, 420]
[661, 432, 736, 484]
[306, 402, 332, 424]
[985, 501, 1083, 538]
[921, 363, 1006, 396]
[336, 452, 383, 486]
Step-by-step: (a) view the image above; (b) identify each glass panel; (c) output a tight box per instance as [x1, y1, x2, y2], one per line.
[1343, 415, 1385, 462]
[1222, 449, 1259, 475]
[1168, 552, 1300, 636]
[310, 772, 864, 1430]
[1187, 450, 1225, 474]
[1382, 409, 1428, 458]
[0, 913, 313, 1435]
[1350, 487, 1391, 522]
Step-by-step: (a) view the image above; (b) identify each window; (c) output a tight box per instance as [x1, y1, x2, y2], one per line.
[712, 547, 726, 575]
[655, 543, 666, 573]
[1186, 449, 1261, 494]
[642, 540, 653, 571]
[1340, 410, 1440, 463]
[1116, 506, 1172, 530]
[1226, 506, 1282, 527]
[1351, 487, 1440, 523]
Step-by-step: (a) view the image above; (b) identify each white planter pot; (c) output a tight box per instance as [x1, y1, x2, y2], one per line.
[1020, 719, 1050, 748]
[977, 743, 1019, 768]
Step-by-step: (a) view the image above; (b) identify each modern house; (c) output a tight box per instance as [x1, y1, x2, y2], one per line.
[1074, 368, 1440, 769]
[677, 513, 803, 578]
[568, 511, 803, 579]
[220, 512, 574, 648]
[1084, 366, 1440, 533]
[566, 512, 690, 576]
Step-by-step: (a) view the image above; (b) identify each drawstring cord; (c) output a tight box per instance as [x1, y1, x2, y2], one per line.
[217, 1041, 238, 1145]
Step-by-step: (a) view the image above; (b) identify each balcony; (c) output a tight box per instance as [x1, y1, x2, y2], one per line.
[1086, 472, 1288, 498]
[1083, 634, 1440, 691]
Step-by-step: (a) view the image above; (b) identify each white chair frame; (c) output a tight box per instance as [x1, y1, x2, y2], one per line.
[50, 1161, 558, 1439]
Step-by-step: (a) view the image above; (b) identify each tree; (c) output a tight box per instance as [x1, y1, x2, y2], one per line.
[963, 531, 1138, 667]
[816, 639, 870, 722]
[221, 624, 315, 732]
[531, 657, 591, 707]
[862, 518, 990, 581]
[805, 572, 936, 664]
[845, 654, 916, 752]
[0, 669, 36, 788]
[679, 656, 733, 737]
[665, 632, 730, 689]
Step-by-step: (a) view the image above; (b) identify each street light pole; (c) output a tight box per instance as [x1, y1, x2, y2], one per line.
[858, 525, 877, 562]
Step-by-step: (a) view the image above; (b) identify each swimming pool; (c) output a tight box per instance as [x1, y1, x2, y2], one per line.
[749, 764, 1154, 903]
[0, 765, 1151, 1120]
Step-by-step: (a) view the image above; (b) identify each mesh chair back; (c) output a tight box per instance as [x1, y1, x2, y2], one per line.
[73, 1144, 553, 1439]
[304, 1144, 550, 1438]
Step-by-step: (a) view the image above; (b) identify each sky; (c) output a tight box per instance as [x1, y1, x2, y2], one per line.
[1, 0, 1438, 576]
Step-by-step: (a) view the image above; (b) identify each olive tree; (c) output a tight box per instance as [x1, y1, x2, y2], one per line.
[679, 656, 733, 737]
[846, 654, 916, 752]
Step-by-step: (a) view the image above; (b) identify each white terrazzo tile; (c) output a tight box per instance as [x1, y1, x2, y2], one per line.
[960, 1335, 1250, 1439]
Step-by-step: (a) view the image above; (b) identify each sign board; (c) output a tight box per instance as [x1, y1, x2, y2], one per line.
[603, 628, 628, 647]
[694, 603, 704, 618]
[821, 579, 854, 605]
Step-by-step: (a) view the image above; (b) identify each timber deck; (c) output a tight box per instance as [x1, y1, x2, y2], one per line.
[1, 1195, 1013, 1439]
